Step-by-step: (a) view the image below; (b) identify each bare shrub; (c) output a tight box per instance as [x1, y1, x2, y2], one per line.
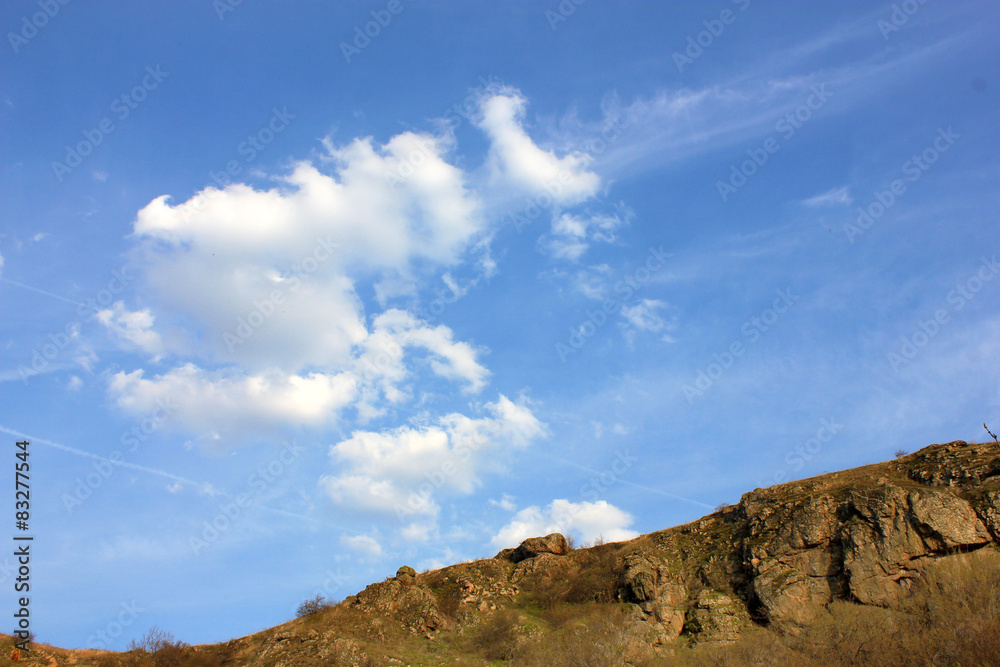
[471, 609, 522, 661]
[295, 593, 334, 618]
[127, 626, 186, 653]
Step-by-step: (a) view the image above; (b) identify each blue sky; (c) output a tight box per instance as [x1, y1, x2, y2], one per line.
[1, 0, 998, 650]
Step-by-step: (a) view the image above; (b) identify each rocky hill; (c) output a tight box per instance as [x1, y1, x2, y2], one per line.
[7, 438, 1000, 666]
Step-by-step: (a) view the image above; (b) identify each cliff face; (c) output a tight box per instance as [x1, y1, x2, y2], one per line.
[22, 439, 996, 666]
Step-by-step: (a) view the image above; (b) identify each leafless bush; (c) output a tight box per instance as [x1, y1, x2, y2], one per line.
[127, 626, 186, 653]
[471, 609, 522, 660]
[295, 593, 334, 617]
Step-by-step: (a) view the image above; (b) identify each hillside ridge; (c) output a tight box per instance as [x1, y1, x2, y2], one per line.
[8, 438, 1000, 665]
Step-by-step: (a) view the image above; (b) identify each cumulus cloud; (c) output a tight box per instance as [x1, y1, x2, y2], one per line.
[109, 364, 358, 435]
[492, 499, 638, 547]
[96, 302, 164, 359]
[106, 89, 604, 435]
[477, 92, 600, 206]
[320, 395, 545, 524]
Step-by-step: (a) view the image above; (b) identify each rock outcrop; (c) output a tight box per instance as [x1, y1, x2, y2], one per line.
[506, 532, 570, 562]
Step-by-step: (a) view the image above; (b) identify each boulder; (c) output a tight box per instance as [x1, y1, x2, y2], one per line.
[510, 533, 569, 563]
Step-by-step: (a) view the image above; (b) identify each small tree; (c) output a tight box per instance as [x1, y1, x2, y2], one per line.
[894, 449, 909, 458]
[296, 593, 333, 617]
[127, 626, 187, 652]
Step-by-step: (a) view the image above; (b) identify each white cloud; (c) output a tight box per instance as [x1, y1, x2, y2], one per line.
[67, 376, 83, 391]
[541, 212, 626, 261]
[621, 299, 677, 343]
[109, 364, 358, 434]
[30, 232, 49, 243]
[489, 494, 517, 511]
[801, 186, 853, 207]
[341, 534, 382, 557]
[110, 89, 601, 437]
[320, 395, 545, 525]
[477, 91, 600, 206]
[96, 302, 164, 359]
[492, 499, 638, 548]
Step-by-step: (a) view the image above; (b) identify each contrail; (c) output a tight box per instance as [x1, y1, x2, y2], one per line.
[538, 451, 714, 509]
[0, 424, 355, 532]
[0, 425, 209, 490]
[0, 277, 86, 307]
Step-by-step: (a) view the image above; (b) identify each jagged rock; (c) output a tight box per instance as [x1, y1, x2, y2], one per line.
[350, 575, 442, 634]
[687, 590, 750, 644]
[743, 491, 842, 626]
[623, 553, 659, 601]
[510, 533, 569, 563]
[974, 489, 1000, 539]
[620, 552, 689, 643]
[843, 484, 991, 606]
[396, 565, 417, 584]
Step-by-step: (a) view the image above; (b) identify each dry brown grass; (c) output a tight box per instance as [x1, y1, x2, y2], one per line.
[510, 604, 641, 667]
